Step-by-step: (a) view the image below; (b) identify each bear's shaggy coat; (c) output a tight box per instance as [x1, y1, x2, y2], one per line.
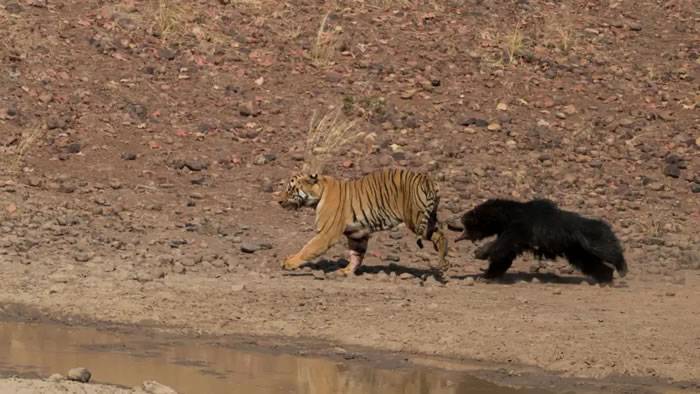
[451, 198, 628, 282]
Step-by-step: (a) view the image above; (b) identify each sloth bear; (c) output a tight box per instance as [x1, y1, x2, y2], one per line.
[449, 198, 628, 283]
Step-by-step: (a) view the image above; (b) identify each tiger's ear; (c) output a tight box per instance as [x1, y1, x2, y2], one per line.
[308, 174, 319, 184]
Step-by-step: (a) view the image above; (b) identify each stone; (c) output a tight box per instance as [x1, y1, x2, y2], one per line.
[67, 367, 91, 383]
[27, 176, 43, 187]
[647, 182, 664, 191]
[5, 2, 23, 13]
[158, 48, 177, 60]
[253, 153, 276, 165]
[27, 0, 48, 8]
[48, 373, 64, 382]
[141, 380, 179, 394]
[261, 179, 274, 193]
[460, 117, 488, 128]
[184, 160, 208, 171]
[312, 270, 326, 280]
[47, 117, 66, 130]
[487, 122, 501, 131]
[663, 163, 681, 178]
[126, 103, 147, 121]
[628, 21, 642, 31]
[238, 101, 260, 117]
[240, 242, 272, 253]
[65, 143, 82, 154]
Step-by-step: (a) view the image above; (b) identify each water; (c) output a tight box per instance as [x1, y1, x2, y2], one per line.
[0, 321, 543, 394]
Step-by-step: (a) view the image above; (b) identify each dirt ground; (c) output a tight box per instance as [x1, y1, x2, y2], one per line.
[0, 377, 176, 394]
[1, 0, 699, 392]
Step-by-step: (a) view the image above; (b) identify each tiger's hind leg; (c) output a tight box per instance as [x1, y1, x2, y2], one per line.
[342, 227, 370, 276]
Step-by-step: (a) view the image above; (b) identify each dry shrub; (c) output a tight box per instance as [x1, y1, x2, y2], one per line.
[502, 23, 525, 65]
[310, 12, 339, 67]
[303, 107, 371, 174]
[542, 13, 577, 53]
[1, 128, 43, 176]
[151, 0, 187, 42]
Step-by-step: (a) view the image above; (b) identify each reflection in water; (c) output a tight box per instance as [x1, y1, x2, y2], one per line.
[0, 322, 540, 394]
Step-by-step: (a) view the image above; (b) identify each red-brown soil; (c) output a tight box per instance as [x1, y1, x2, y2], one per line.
[1, 0, 699, 392]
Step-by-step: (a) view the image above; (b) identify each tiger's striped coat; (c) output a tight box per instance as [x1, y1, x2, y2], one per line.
[278, 168, 449, 276]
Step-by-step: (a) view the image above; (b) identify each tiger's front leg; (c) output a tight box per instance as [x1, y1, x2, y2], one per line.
[282, 234, 336, 270]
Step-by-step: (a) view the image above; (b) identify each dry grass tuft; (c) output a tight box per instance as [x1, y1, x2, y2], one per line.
[310, 12, 339, 68]
[303, 107, 367, 174]
[542, 13, 576, 53]
[1, 128, 43, 176]
[503, 24, 525, 65]
[151, 0, 186, 42]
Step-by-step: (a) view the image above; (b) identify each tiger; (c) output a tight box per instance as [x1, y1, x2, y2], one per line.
[278, 168, 449, 278]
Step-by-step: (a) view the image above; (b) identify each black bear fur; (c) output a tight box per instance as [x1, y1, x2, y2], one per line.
[450, 198, 628, 282]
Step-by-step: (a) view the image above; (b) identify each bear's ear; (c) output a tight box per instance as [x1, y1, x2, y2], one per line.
[308, 174, 318, 184]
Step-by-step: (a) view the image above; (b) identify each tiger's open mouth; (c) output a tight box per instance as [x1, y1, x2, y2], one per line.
[278, 199, 302, 210]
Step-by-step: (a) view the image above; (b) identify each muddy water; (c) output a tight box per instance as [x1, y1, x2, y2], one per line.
[0, 322, 543, 394]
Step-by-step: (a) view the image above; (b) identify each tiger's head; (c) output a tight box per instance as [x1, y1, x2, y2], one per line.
[278, 173, 324, 210]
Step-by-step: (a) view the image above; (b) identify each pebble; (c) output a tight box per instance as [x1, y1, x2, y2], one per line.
[254, 153, 276, 165]
[464, 277, 475, 286]
[27, 176, 43, 187]
[691, 183, 700, 193]
[184, 160, 208, 171]
[460, 117, 488, 128]
[121, 152, 137, 160]
[261, 179, 274, 193]
[74, 252, 93, 263]
[487, 122, 502, 131]
[141, 380, 179, 394]
[562, 104, 577, 115]
[240, 242, 272, 253]
[312, 270, 326, 280]
[647, 182, 664, 191]
[231, 283, 246, 292]
[58, 183, 76, 193]
[158, 48, 177, 60]
[67, 367, 91, 383]
[472, 168, 486, 177]
[126, 103, 147, 121]
[48, 374, 64, 382]
[663, 164, 681, 178]
[628, 22, 642, 31]
[238, 101, 259, 117]
[26, 0, 46, 6]
[47, 117, 66, 130]
[399, 272, 413, 280]
[5, 2, 22, 13]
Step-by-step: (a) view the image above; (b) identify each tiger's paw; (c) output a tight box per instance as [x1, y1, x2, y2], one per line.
[281, 255, 303, 270]
[339, 266, 356, 276]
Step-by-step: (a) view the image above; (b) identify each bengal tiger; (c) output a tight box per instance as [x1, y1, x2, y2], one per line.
[278, 168, 449, 277]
